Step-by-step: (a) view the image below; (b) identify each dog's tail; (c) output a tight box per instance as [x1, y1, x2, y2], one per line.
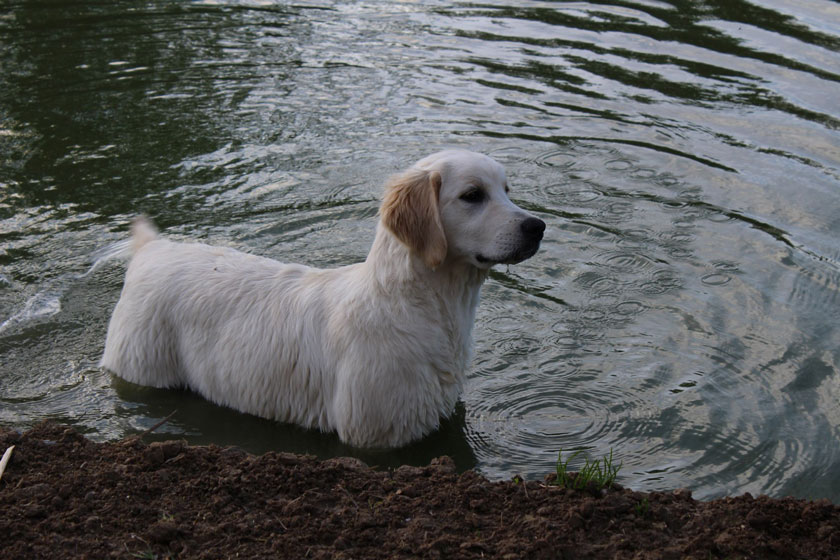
[131, 215, 159, 252]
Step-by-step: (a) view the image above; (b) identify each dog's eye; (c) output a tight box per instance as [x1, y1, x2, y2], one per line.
[459, 189, 485, 204]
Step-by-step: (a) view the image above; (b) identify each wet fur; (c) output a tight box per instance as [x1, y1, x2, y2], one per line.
[101, 150, 544, 447]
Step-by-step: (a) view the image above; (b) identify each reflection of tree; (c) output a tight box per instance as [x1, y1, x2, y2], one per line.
[460, 0, 840, 126]
[0, 2, 294, 217]
[473, 0, 840, 69]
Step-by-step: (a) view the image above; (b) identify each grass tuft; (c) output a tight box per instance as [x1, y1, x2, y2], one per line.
[635, 496, 650, 517]
[554, 448, 622, 491]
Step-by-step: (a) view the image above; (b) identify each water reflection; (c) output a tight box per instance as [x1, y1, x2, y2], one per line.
[112, 378, 478, 472]
[1, 0, 839, 502]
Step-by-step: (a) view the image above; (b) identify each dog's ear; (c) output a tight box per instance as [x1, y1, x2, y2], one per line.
[381, 168, 447, 269]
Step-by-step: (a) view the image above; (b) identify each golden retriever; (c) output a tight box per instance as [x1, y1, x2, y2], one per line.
[101, 150, 545, 447]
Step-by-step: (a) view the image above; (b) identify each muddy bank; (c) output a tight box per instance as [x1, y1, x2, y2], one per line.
[2, 422, 838, 559]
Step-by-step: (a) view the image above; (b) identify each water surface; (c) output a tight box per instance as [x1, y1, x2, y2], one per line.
[1, 0, 839, 501]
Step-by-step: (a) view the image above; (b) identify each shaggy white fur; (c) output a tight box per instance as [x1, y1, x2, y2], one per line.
[101, 150, 545, 447]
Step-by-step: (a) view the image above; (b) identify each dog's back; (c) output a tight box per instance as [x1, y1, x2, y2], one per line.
[101, 226, 338, 428]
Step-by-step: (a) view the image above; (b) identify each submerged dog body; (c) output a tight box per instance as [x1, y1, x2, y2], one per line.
[101, 150, 544, 447]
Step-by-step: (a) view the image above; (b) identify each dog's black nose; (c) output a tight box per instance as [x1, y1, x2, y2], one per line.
[521, 217, 546, 241]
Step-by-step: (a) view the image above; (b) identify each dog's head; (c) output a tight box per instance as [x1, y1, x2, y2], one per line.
[381, 150, 545, 270]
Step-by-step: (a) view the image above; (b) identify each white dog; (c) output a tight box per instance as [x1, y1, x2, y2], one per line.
[101, 150, 545, 447]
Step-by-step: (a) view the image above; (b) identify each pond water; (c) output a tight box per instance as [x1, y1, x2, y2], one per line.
[1, 0, 839, 501]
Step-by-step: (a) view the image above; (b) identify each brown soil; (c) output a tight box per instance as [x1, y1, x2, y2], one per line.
[2, 422, 838, 559]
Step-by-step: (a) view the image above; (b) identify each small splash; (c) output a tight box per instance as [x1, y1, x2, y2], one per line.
[0, 238, 131, 334]
[0, 292, 62, 334]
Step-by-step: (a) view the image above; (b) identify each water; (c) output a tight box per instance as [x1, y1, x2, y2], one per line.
[1, 0, 838, 501]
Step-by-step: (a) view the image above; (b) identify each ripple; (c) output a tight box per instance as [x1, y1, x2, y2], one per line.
[491, 333, 543, 358]
[618, 228, 654, 243]
[615, 300, 646, 316]
[481, 304, 542, 336]
[631, 167, 657, 179]
[599, 200, 636, 223]
[605, 158, 634, 171]
[469, 387, 611, 461]
[467, 369, 655, 481]
[639, 270, 682, 295]
[542, 185, 601, 203]
[660, 199, 689, 210]
[665, 246, 693, 259]
[551, 331, 606, 350]
[711, 260, 740, 273]
[660, 230, 695, 244]
[579, 308, 607, 322]
[787, 257, 840, 311]
[484, 146, 531, 164]
[533, 149, 576, 168]
[702, 207, 736, 223]
[700, 273, 732, 286]
[598, 250, 659, 272]
[574, 270, 620, 294]
[567, 169, 599, 181]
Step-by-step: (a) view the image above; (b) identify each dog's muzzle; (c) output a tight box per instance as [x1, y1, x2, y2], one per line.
[476, 217, 546, 265]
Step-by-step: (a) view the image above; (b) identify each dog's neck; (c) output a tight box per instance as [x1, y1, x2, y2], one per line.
[366, 223, 488, 295]
[364, 224, 488, 373]
[365, 224, 486, 331]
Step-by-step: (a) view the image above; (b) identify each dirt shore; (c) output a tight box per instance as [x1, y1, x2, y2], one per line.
[2, 422, 838, 559]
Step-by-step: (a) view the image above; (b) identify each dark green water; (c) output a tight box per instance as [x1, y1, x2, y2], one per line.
[1, 0, 839, 501]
